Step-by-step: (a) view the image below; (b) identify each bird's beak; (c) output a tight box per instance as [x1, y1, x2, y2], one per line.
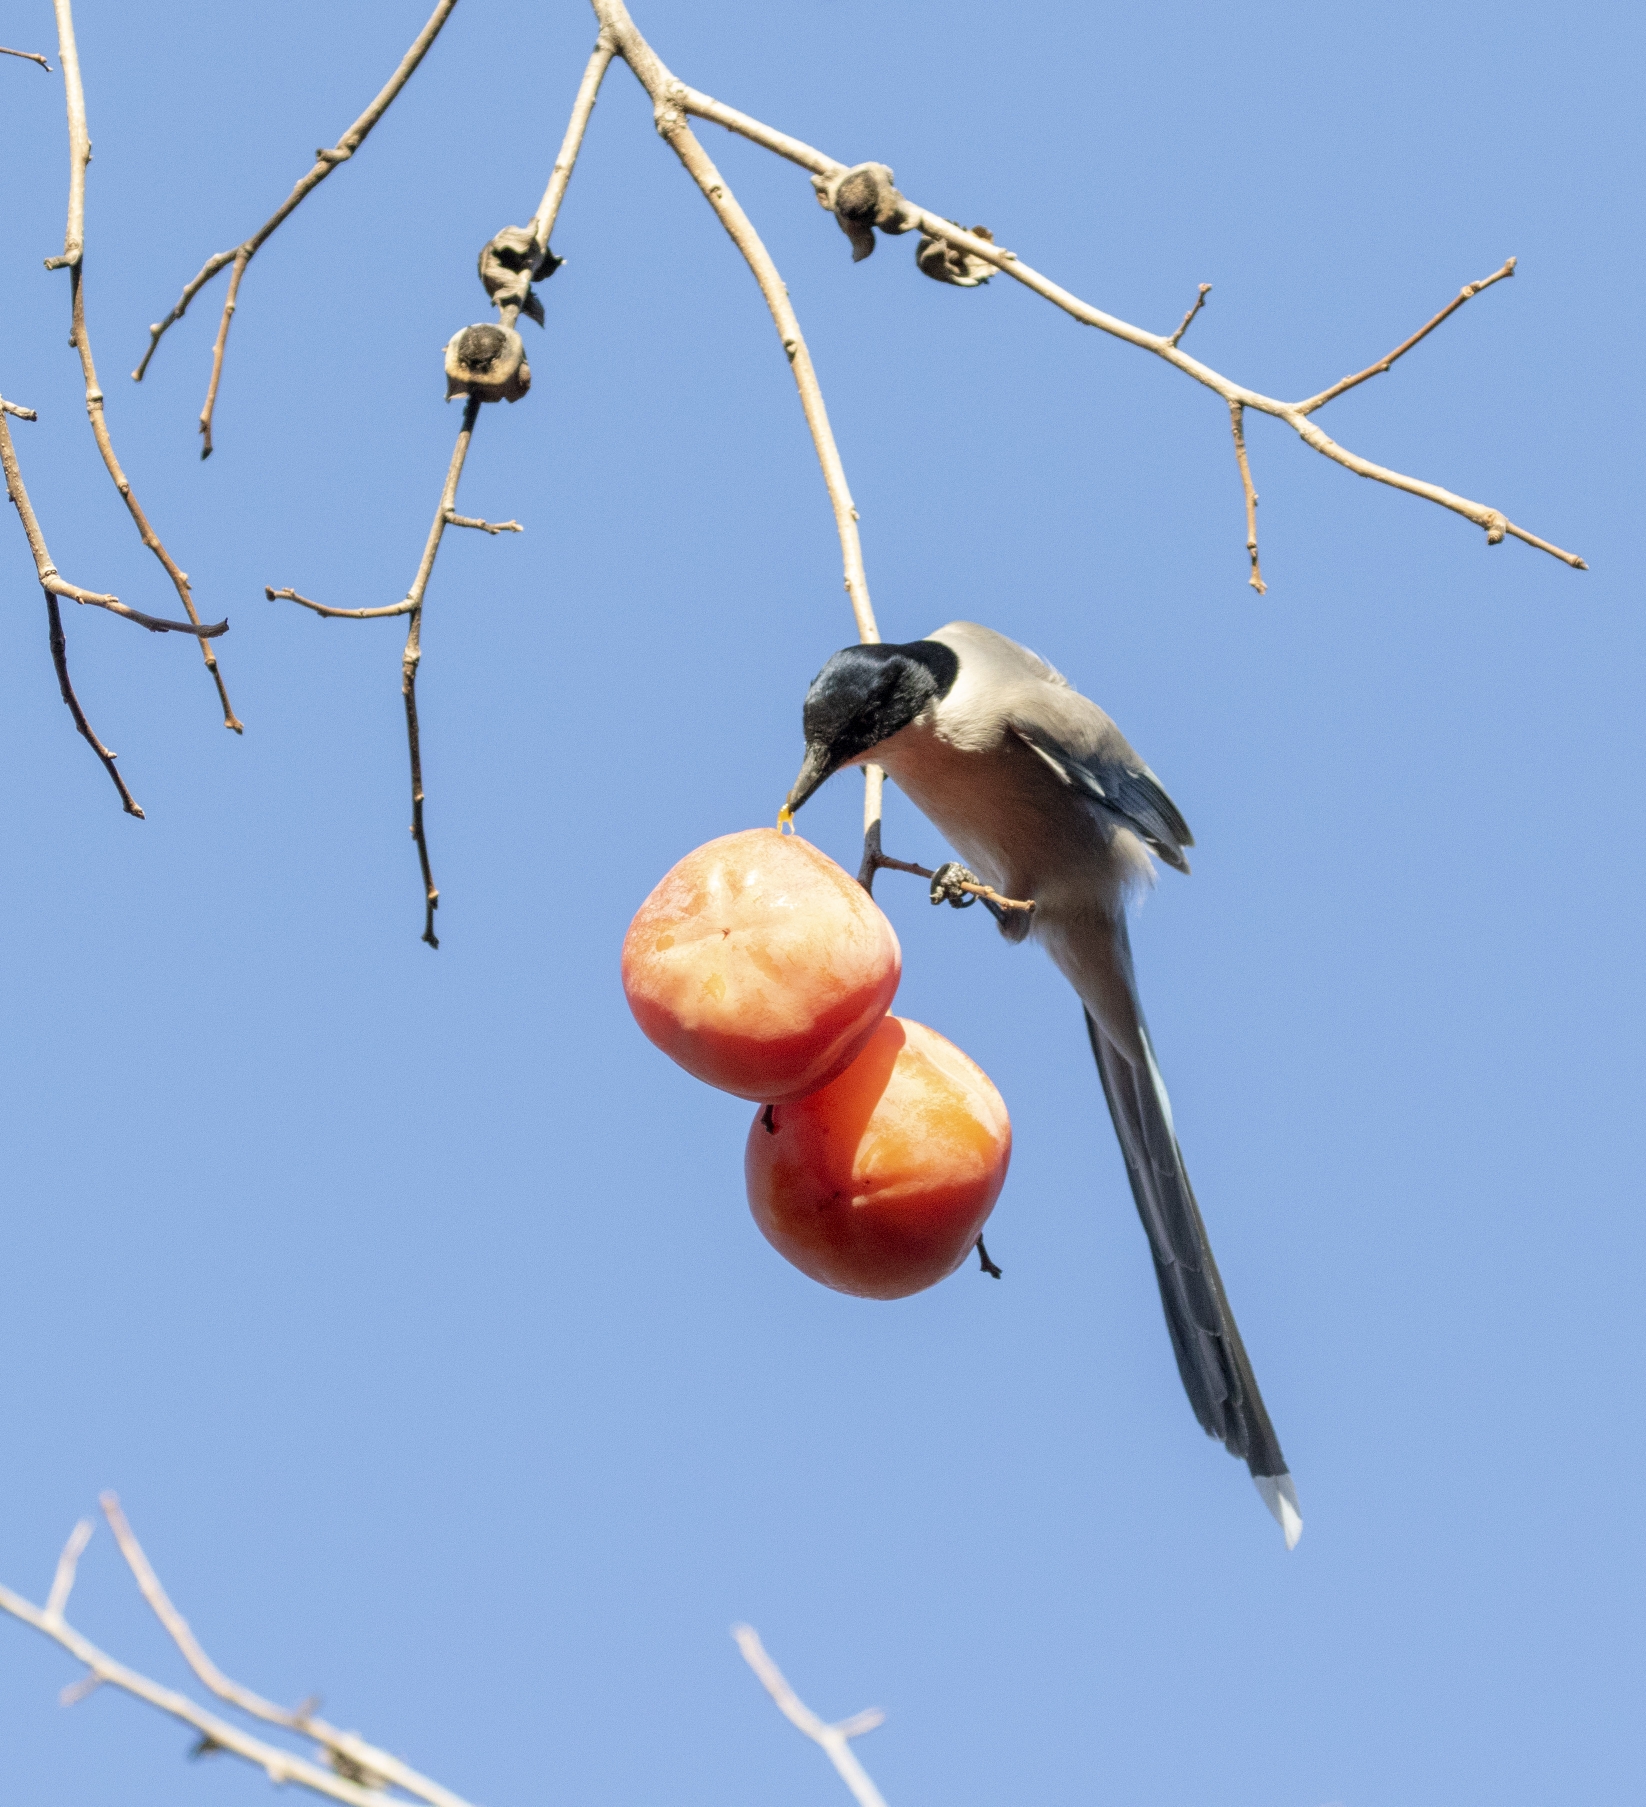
[783, 741, 837, 818]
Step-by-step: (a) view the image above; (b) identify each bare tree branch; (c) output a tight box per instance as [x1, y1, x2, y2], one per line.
[1, 398, 144, 814]
[44, 0, 243, 731]
[97, 1495, 470, 1807]
[733, 1624, 890, 1807]
[267, 36, 614, 944]
[0, 43, 51, 69]
[666, 87, 1583, 573]
[132, 0, 462, 460]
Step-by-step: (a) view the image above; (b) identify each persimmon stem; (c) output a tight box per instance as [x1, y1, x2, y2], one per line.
[976, 1236, 1002, 1279]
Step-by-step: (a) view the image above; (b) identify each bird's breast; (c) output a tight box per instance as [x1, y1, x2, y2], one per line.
[874, 722, 1126, 915]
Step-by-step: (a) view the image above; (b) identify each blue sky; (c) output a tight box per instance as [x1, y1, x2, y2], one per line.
[1, 2, 1640, 1804]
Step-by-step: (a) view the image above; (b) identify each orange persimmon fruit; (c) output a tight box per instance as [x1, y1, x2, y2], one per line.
[746, 1015, 1012, 1299]
[621, 827, 901, 1104]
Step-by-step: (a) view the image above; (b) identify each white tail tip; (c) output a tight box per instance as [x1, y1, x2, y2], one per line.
[1254, 1472, 1303, 1549]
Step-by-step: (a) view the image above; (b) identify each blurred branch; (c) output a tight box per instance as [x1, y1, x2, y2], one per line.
[0, 1508, 479, 1807]
[45, 0, 243, 732]
[98, 1494, 472, 1807]
[0, 43, 51, 69]
[733, 1624, 890, 1807]
[133, 0, 461, 458]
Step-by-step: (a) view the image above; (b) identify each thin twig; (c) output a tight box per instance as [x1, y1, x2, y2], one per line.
[868, 849, 1034, 913]
[1296, 257, 1518, 414]
[668, 82, 1581, 570]
[59, 1671, 104, 1707]
[1169, 282, 1211, 347]
[404, 398, 486, 946]
[2, 397, 40, 418]
[1228, 401, 1265, 594]
[47, 595, 144, 815]
[45, 0, 243, 729]
[44, 1519, 94, 1623]
[444, 511, 522, 534]
[97, 1494, 470, 1807]
[266, 586, 415, 621]
[0, 43, 51, 69]
[1, 400, 144, 814]
[732, 1625, 890, 1807]
[133, 0, 461, 460]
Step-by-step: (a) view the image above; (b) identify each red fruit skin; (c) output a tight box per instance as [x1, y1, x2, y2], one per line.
[745, 1015, 1012, 1300]
[621, 828, 901, 1104]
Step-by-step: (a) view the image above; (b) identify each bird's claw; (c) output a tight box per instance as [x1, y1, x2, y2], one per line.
[929, 862, 980, 908]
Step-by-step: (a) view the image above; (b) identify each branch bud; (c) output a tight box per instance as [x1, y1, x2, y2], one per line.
[812, 163, 916, 262]
[444, 324, 531, 404]
[915, 224, 996, 288]
[478, 226, 561, 328]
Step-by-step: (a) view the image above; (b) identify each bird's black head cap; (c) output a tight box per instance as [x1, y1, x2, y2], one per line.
[785, 639, 959, 815]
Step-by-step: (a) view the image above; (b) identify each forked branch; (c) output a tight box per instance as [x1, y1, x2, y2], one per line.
[657, 66, 1582, 574]
[265, 35, 613, 944]
[0, 1502, 478, 1807]
[46, 0, 242, 731]
[133, 0, 461, 458]
[269, 396, 486, 947]
[733, 1624, 891, 1807]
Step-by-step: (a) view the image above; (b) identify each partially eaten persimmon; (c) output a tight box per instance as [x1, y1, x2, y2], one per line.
[621, 828, 901, 1104]
[746, 1015, 1011, 1299]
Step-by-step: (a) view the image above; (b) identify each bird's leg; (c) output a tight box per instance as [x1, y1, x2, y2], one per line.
[976, 1235, 1002, 1278]
[863, 850, 1036, 921]
[929, 861, 981, 909]
[931, 861, 1022, 933]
